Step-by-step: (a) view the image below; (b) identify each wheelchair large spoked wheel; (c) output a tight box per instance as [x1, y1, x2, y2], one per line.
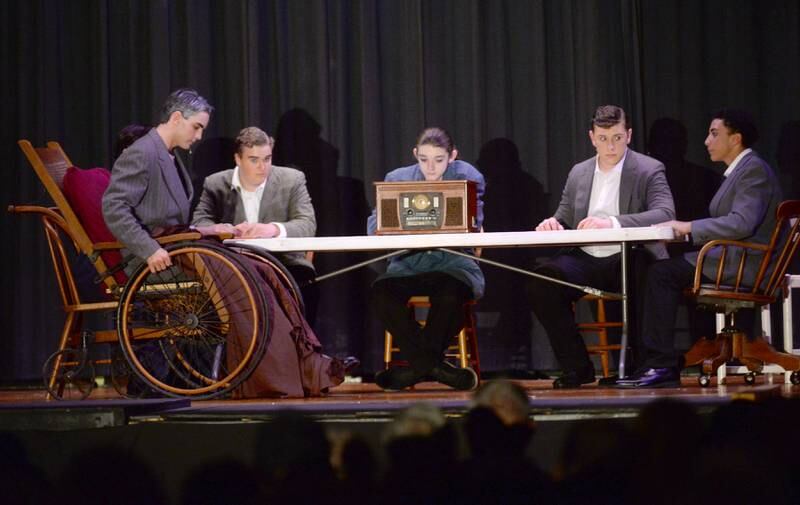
[117, 242, 271, 399]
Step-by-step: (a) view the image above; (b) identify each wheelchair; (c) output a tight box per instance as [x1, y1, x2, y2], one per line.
[13, 140, 303, 400]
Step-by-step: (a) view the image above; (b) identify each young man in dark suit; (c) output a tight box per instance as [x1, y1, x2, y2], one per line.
[619, 109, 782, 388]
[527, 105, 676, 389]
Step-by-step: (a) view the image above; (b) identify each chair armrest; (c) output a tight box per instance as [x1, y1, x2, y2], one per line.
[8, 204, 65, 222]
[692, 239, 769, 291]
[9, 205, 73, 244]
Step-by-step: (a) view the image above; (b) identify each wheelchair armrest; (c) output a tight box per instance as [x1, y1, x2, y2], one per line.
[154, 232, 204, 244]
[191, 225, 235, 241]
[95, 232, 208, 251]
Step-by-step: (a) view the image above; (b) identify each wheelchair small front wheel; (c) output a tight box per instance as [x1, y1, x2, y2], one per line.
[42, 349, 95, 400]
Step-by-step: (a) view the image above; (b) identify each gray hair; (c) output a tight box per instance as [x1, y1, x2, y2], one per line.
[158, 88, 214, 124]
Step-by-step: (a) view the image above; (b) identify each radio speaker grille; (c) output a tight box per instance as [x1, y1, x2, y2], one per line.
[445, 197, 463, 226]
[380, 198, 399, 228]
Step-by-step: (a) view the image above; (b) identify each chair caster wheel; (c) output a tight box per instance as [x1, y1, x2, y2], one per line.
[791, 371, 800, 385]
[698, 374, 711, 387]
[744, 372, 756, 385]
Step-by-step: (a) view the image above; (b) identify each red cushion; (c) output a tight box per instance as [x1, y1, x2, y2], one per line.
[62, 166, 126, 284]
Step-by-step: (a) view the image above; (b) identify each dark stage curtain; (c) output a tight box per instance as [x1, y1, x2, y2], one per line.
[1, 0, 799, 381]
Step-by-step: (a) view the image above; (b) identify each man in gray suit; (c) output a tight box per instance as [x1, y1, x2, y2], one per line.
[103, 88, 213, 274]
[527, 105, 675, 389]
[620, 109, 780, 388]
[191, 126, 319, 320]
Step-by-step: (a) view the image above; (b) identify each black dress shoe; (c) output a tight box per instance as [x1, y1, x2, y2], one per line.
[430, 362, 478, 391]
[614, 366, 656, 385]
[342, 356, 360, 374]
[375, 366, 424, 391]
[597, 375, 622, 386]
[553, 366, 596, 389]
[616, 367, 680, 388]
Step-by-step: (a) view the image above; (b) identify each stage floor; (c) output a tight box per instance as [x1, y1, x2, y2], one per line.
[1, 373, 797, 428]
[3, 373, 799, 501]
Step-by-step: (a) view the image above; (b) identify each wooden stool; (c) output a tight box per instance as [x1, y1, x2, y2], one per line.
[577, 294, 622, 377]
[384, 296, 481, 377]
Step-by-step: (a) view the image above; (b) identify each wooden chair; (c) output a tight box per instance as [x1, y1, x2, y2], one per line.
[577, 294, 622, 377]
[384, 297, 481, 377]
[682, 200, 800, 386]
[383, 229, 484, 379]
[12, 141, 133, 398]
[12, 140, 270, 399]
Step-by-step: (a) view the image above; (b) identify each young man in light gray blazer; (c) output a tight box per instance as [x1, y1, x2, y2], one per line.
[191, 126, 319, 321]
[620, 109, 782, 388]
[527, 105, 676, 389]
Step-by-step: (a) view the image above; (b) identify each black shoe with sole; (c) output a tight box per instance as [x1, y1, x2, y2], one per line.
[552, 365, 596, 389]
[375, 366, 424, 391]
[430, 362, 478, 391]
[597, 375, 621, 386]
[615, 367, 680, 388]
[342, 356, 361, 375]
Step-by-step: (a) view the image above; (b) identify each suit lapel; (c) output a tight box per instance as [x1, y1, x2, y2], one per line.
[709, 152, 752, 217]
[175, 153, 193, 204]
[218, 172, 241, 224]
[618, 150, 636, 214]
[155, 142, 190, 222]
[233, 191, 246, 224]
[574, 162, 594, 224]
[257, 170, 278, 223]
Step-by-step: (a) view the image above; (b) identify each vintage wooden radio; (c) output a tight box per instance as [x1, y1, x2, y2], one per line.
[374, 180, 478, 234]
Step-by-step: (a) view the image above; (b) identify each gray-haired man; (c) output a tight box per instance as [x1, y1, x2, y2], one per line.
[103, 88, 213, 274]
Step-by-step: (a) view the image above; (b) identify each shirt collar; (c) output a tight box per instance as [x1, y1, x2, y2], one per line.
[231, 166, 267, 193]
[723, 148, 752, 177]
[594, 149, 627, 176]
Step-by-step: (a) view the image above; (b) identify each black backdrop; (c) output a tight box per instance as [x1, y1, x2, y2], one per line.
[1, 0, 798, 382]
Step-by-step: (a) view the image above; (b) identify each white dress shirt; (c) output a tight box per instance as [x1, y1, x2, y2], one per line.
[231, 167, 287, 237]
[723, 148, 752, 178]
[581, 151, 626, 257]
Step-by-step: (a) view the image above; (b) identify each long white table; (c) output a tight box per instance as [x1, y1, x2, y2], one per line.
[227, 226, 674, 377]
[227, 227, 672, 252]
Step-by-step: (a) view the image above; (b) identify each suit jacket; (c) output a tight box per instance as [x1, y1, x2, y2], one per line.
[102, 128, 193, 261]
[686, 150, 782, 285]
[191, 166, 316, 270]
[553, 149, 675, 259]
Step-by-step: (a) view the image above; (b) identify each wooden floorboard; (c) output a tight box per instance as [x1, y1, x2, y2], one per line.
[2, 374, 798, 420]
